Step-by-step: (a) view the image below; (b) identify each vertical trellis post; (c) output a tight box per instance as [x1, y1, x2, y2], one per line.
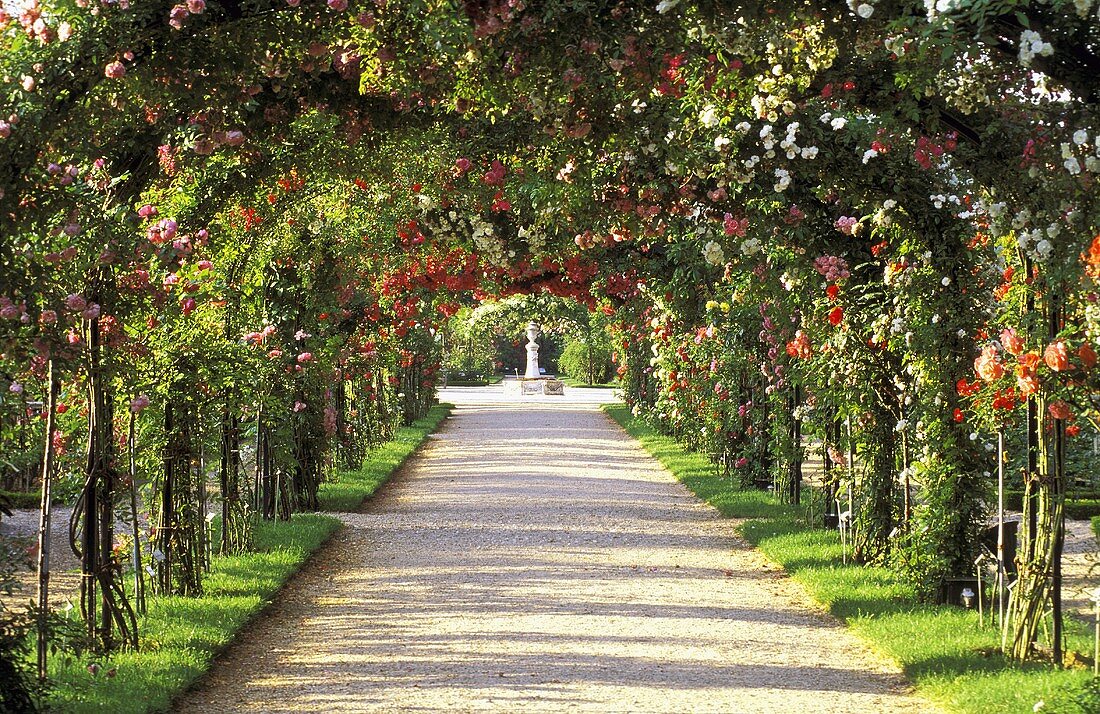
[35, 360, 59, 681]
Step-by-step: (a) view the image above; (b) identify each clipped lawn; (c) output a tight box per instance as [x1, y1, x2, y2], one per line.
[43, 403, 453, 713]
[603, 403, 1096, 714]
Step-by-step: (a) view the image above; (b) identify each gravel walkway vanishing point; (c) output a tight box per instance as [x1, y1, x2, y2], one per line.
[175, 386, 932, 713]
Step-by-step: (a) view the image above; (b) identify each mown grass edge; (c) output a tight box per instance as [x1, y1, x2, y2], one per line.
[42, 403, 454, 714]
[601, 403, 1095, 714]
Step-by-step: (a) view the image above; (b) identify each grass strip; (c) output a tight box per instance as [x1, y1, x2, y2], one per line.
[43, 403, 453, 713]
[44, 514, 341, 714]
[318, 402, 452, 511]
[603, 403, 1095, 714]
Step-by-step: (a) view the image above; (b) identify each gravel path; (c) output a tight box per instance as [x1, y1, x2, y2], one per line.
[1061, 518, 1099, 619]
[176, 386, 930, 713]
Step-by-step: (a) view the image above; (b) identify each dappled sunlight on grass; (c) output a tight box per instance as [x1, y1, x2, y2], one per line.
[45, 514, 341, 714]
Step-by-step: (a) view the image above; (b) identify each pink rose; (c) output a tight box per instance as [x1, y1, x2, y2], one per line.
[160, 218, 178, 241]
[1048, 399, 1073, 421]
[187, 0, 205, 12]
[130, 395, 151, 414]
[104, 61, 126, 79]
[169, 4, 188, 29]
[81, 303, 101, 320]
[138, 204, 157, 218]
[39, 310, 57, 325]
[327, 0, 347, 10]
[0, 121, 10, 139]
[293, 401, 307, 412]
[181, 297, 196, 316]
[297, 352, 314, 363]
[224, 130, 244, 146]
[21, 75, 36, 92]
[65, 293, 87, 312]
[196, 260, 213, 271]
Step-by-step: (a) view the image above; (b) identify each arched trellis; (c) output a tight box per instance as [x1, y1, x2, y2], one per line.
[0, 3, 1096, 689]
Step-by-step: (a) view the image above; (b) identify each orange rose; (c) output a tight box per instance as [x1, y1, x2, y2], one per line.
[1044, 340, 1070, 371]
[785, 330, 813, 360]
[974, 345, 1004, 382]
[1000, 328, 1025, 356]
[1083, 235, 1100, 278]
[1078, 341, 1098, 369]
[1015, 364, 1040, 396]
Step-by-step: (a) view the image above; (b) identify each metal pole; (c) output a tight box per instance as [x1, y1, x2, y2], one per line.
[998, 429, 1006, 629]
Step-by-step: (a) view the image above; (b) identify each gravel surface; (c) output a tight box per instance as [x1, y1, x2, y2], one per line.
[0, 504, 80, 608]
[1060, 518, 1099, 619]
[176, 387, 931, 713]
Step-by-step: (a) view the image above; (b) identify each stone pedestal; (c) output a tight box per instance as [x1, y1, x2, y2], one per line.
[524, 322, 541, 379]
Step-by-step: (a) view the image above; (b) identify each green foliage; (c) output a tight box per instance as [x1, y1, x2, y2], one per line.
[0, 489, 43, 510]
[559, 339, 613, 385]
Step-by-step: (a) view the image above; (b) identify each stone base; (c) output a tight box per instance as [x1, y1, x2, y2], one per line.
[520, 379, 565, 395]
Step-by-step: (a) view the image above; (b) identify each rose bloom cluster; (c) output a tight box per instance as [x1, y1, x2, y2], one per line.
[813, 255, 850, 282]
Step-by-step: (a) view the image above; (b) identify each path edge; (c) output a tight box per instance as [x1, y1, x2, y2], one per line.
[597, 402, 933, 708]
[165, 402, 454, 713]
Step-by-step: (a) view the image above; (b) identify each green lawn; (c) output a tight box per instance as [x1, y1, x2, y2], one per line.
[41, 403, 453, 713]
[603, 403, 1097, 714]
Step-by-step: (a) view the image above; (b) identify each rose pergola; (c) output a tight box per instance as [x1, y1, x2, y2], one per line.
[1, 0, 1098, 703]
